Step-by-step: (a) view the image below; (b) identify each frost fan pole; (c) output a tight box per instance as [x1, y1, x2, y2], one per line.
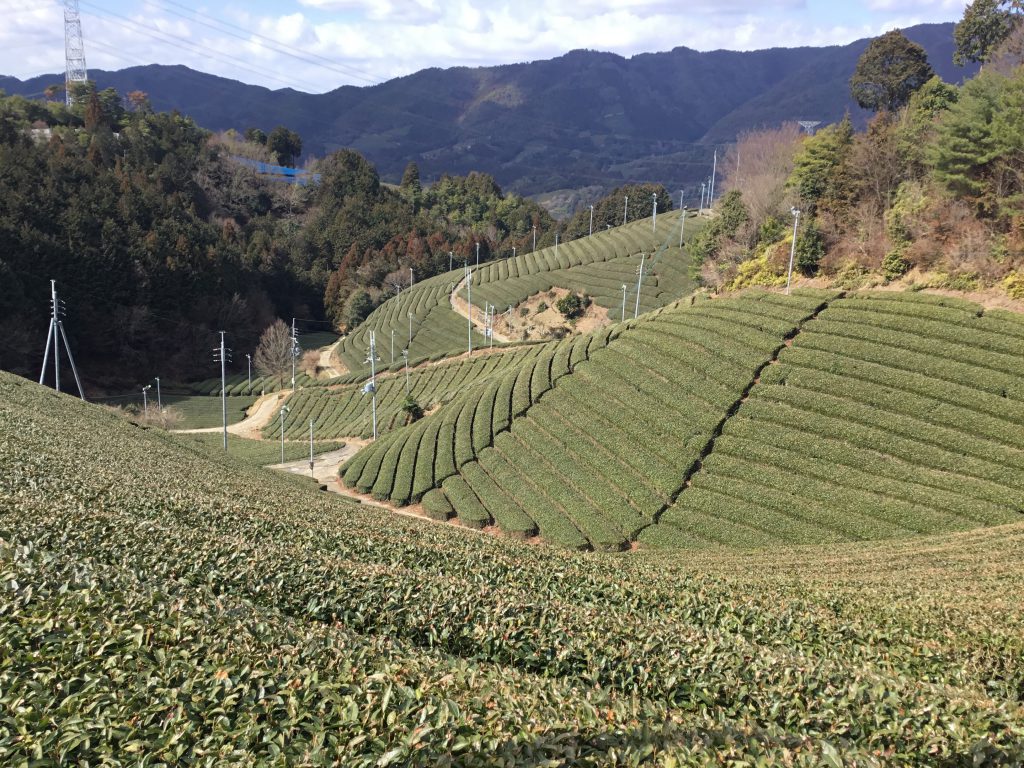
[214, 331, 231, 451]
[38, 280, 86, 401]
[634, 253, 646, 319]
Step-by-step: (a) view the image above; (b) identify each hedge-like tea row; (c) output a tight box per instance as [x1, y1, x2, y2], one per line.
[651, 291, 1024, 549]
[431, 291, 830, 547]
[340, 332, 607, 505]
[3, 369, 1024, 764]
[272, 342, 551, 441]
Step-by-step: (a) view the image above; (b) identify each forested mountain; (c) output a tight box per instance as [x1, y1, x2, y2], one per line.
[1, 24, 975, 197]
[0, 91, 566, 387]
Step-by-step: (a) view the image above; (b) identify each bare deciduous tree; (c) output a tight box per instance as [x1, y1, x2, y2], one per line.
[721, 123, 802, 239]
[254, 319, 293, 389]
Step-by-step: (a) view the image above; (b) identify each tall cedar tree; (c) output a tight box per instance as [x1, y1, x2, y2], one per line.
[955, 0, 1024, 65]
[850, 29, 935, 113]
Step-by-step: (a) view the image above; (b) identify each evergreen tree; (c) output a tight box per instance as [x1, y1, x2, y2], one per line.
[267, 126, 302, 166]
[954, 0, 1023, 66]
[850, 30, 934, 113]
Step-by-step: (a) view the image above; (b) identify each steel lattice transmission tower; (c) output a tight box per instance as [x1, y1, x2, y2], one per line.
[64, 0, 88, 107]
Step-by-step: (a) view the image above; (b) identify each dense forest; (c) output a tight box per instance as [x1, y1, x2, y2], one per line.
[691, 16, 1024, 298]
[0, 88, 573, 387]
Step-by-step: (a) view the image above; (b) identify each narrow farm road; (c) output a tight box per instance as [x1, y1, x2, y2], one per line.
[449, 272, 516, 343]
[173, 390, 291, 438]
[317, 340, 347, 378]
[267, 438, 368, 484]
[268, 439, 489, 534]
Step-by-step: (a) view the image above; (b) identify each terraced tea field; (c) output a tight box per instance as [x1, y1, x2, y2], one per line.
[336, 211, 696, 375]
[268, 342, 555, 441]
[346, 289, 1024, 551]
[1, 369, 1022, 765]
[469, 209, 698, 317]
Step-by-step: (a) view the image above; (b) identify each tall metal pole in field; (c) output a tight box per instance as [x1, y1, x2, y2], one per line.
[700, 183, 706, 214]
[786, 207, 801, 296]
[623, 195, 628, 226]
[246, 353, 252, 390]
[589, 205, 594, 237]
[402, 348, 409, 395]
[410, 267, 414, 288]
[475, 241, 480, 268]
[407, 310, 413, 347]
[364, 331, 378, 440]
[621, 284, 627, 322]
[466, 264, 473, 355]
[154, 377, 162, 412]
[679, 206, 687, 248]
[652, 193, 657, 232]
[555, 233, 559, 262]
[634, 253, 646, 319]
[219, 331, 228, 450]
[39, 280, 85, 400]
[309, 419, 314, 477]
[710, 149, 717, 205]
[449, 251, 453, 272]
[532, 225, 537, 252]
[142, 385, 151, 418]
[279, 405, 289, 464]
[290, 317, 297, 389]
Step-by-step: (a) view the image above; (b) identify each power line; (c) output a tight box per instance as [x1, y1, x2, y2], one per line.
[75, 0, 326, 92]
[151, 0, 381, 86]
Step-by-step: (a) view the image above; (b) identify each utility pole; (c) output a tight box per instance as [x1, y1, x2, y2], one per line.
[679, 206, 687, 248]
[532, 225, 537, 252]
[410, 267, 414, 288]
[403, 348, 411, 397]
[154, 377, 162, 412]
[309, 419, 315, 477]
[475, 241, 480, 268]
[363, 332, 378, 440]
[246, 353, 252, 391]
[555, 233, 559, 262]
[38, 280, 85, 400]
[699, 183, 706, 214]
[279, 405, 289, 464]
[390, 329, 395, 364]
[142, 384, 151, 419]
[214, 331, 230, 451]
[466, 264, 473, 355]
[623, 195, 628, 226]
[652, 193, 657, 232]
[488, 304, 494, 349]
[621, 284, 627, 323]
[403, 348, 410, 395]
[512, 246, 516, 260]
[786, 207, 801, 296]
[290, 318, 298, 390]
[407, 310, 413, 347]
[710, 149, 717, 206]
[589, 205, 594, 237]
[634, 253, 646, 319]
[449, 251, 454, 272]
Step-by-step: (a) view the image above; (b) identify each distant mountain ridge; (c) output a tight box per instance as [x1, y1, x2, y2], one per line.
[1, 23, 974, 198]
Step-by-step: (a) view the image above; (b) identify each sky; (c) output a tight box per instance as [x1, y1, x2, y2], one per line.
[2, 0, 969, 93]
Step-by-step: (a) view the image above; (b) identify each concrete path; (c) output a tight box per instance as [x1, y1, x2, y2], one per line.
[173, 390, 291, 438]
[266, 439, 368, 484]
